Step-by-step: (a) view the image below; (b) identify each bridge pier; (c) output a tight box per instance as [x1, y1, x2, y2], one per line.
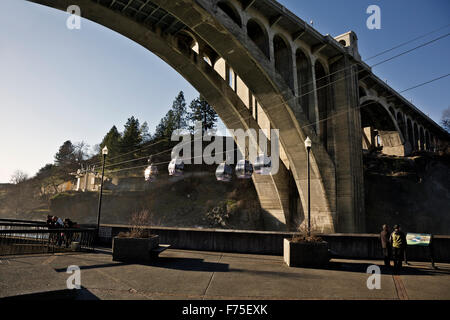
[329, 57, 365, 232]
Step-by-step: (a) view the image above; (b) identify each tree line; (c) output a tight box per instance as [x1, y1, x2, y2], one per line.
[12, 91, 217, 185]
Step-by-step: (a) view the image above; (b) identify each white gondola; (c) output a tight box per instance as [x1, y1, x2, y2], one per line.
[168, 158, 184, 176]
[144, 164, 158, 182]
[215, 162, 233, 182]
[253, 154, 272, 175]
[235, 159, 253, 179]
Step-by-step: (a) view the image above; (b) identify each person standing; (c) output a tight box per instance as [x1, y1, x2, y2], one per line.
[390, 225, 407, 271]
[380, 224, 391, 267]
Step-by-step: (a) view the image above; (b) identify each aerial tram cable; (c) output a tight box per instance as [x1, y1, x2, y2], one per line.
[91, 35, 449, 175]
[92, 31, 448, 170]
[97, 73, 449, 178]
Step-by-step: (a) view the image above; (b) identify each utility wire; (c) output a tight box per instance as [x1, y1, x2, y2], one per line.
[97, 73, 449, 176]
[89, 29, 449, 168]
[370, 33, 449, 68]
[365, 23, 450, 61]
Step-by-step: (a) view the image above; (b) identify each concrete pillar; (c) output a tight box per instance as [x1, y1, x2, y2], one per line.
[329, 57, 365, 232]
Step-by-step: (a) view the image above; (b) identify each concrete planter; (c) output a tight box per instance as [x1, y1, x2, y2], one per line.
[112, 235, 159, 263]
[284, 238, 330, 267]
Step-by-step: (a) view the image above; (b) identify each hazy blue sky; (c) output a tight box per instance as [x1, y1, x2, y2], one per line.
[0, 0, 449, 182]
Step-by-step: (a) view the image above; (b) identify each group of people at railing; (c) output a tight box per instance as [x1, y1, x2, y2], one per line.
[46, 215, 80, 248]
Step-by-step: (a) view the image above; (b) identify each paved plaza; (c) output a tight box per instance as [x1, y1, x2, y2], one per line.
[0, 248, 449, 300]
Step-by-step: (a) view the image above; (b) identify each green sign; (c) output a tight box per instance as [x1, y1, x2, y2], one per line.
[406, 233, 431, 246]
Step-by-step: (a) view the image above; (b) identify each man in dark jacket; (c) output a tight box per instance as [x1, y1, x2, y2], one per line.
[390, 225, 407, 270]
[380, 224, 391, 267]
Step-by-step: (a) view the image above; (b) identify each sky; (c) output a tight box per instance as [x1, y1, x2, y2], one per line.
[0, 0, 449, 183]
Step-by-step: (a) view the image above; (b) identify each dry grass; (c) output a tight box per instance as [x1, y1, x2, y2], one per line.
[117, 210, 153, 238]
[291, 221, 324, 243]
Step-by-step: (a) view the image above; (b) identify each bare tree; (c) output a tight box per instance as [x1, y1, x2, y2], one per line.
[8, 170, 29, 215]
[10, 170, 28, 184]
[73, 141, 90, 163]
[442, 106, 450, 133]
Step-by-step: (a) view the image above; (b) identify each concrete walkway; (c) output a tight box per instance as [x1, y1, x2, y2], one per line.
[0, 249, 449, 300]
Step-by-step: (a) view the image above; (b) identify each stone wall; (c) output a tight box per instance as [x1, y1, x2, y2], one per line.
[99, 224, 450, 262]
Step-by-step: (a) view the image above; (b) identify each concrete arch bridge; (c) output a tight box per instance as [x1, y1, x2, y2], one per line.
[27, 0, 450, 232]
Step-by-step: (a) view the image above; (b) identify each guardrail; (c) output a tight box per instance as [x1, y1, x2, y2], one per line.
[0, 222, 48, 231]
[0, 218, 46, 225]
[0, 228, 96, 256]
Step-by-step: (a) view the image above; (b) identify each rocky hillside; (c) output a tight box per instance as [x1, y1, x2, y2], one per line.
[363, 151, 450, 234]
[1, 152, 449, 234]
[35, 170, 281, 230]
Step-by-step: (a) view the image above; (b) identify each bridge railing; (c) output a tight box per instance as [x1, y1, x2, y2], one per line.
[0, 218, 47, 225]
[0, 228, 96, 256]
[0, 222, 48, 231]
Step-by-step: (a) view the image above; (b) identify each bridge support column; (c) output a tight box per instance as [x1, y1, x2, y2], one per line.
[329, 57, 365, 232]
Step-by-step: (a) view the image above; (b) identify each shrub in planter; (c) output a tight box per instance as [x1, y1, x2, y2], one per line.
[112, 210, 160, 263]
[284, 225, 329, 267]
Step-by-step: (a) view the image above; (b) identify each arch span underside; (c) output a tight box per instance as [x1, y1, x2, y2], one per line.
[360, 97, 409, 156]
[27, 0, 384, 233]
[28, 0, 299, 230]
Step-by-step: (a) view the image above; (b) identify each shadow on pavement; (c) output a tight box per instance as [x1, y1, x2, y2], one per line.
[53, 256, 230, 273]
[324, 260, 450, 276]
[0, 287, 100, 300]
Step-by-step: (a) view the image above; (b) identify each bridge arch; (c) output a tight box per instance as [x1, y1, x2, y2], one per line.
[359, 86, 367, 99]
[413, 122, 419, 151]
[246, 18, 270, 59]
[273, 34, 294, 92]
[407, 117, 414, 149]
[314, 59, 330, 150]
[217, 1, 242, 28]
[360, 97, 406, 155]
[296, 48, 314, 123]
[419, 126, 425, 150]
[28, 0, 344, 233]
[425, 130, 431, 151]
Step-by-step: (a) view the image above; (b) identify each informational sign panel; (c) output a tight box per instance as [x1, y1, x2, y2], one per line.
[406, 233, 431, 246]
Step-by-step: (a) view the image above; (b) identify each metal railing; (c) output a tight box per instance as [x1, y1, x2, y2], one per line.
[0, 222, 48, 231]
[0, 228, 96, 256]
[0, 218, 47, 225]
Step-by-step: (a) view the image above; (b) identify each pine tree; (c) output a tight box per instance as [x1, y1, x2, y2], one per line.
[152, 91, 189, 140]
[188, 96, 218, 134]
[140, 121, 152, 142]
[100, 125, 121, 161]
[54, 140, 76, 167]
[154, 109, 177, 140]
[120, 116, 143, 154]
[171, 91, 188, 131]
[54, 140, 78, 178]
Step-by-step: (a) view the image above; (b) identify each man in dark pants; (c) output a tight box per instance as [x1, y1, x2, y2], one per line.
[380, 224, 391, 267]
[390, 225, 407, 271]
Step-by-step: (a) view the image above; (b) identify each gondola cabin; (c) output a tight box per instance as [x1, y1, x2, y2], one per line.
[235, 159, 253, 179]
[168, 158, 184, 176]
[215, 162, 233, 182]
[254, 154, 272, 175]
[144, 164, 158, 181]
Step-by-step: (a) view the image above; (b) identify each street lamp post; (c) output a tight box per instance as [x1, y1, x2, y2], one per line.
[96, 146, 108, 231]
[304, 137, 312, 237]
